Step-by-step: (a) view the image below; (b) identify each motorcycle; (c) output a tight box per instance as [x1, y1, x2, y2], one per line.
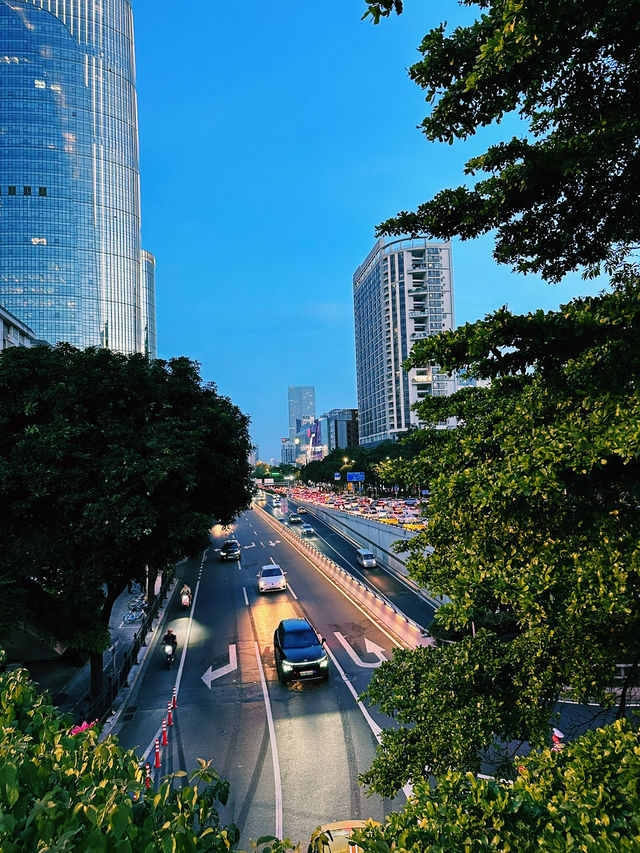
[164, 642, 177, 669]
[181, 591, 192, 609]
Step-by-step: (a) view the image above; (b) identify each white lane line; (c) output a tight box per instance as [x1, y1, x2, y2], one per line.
[140, 548, 207, 763]
[253, 641, 283, 840]
[324, 643, 413, 801]
[243, 587, 249, 606]
[323, 644, 382, 741]
[287, 580, 298, 601]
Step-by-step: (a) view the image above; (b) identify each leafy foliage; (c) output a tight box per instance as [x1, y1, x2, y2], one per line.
[363, 276, 640, 793]
[370, 0, 640, 280]
[0, 657, 297, 852]
[299, 441, 408, 489]
[0, 345, 253, 690]
[354, 718, 640, 852]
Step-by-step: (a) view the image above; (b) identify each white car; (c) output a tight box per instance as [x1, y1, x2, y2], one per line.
[300, 523, 314, 536]
[257, 564, 287, 593]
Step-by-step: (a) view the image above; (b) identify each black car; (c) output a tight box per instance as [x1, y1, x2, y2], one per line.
[273, 618, 329, 684]
[220, 539, 241, 561]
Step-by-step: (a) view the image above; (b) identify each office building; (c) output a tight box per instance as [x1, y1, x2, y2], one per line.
[287, 385, 315, 440]
[319, 408, 359, 454]
[353, 236, 456, 446]
[1, 303, 37, 350]
[0, 0, 156, 356]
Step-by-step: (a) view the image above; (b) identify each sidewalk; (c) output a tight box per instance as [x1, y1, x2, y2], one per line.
[26, 573, 179, 726]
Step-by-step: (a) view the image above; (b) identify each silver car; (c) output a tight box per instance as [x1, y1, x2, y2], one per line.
[257, 564, 287, 593]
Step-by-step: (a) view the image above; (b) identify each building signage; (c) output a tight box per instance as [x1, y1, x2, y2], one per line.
[334, 473, 341, 481]
[347, 472, 365, 482]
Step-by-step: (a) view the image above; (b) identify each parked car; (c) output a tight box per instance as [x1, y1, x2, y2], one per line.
[220, 539, 241, 561]
[257, 564, 287, 593]
[273, 617, 329, 683]
[300, 523, 314, 535]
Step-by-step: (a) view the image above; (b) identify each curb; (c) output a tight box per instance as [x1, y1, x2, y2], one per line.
[99, 579, 177, 741]
[254, 503, 432, 648]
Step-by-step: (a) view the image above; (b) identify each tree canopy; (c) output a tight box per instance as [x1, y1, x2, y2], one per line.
[364, 276, 640, 792]
[354, 718, 640, 852]
[357, 0, 640, 800]
[0, 344, 253, 692]
[0, 657, 293, 853]
[366, 0, 640, 281]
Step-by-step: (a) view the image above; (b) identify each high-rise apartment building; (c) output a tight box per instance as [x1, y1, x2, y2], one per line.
[353, 236, 456, 446]
[287, 385, 315, 440]
[0, 0, 156, 356]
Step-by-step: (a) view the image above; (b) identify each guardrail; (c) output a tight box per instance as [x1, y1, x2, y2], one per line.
[85, 566, 175, 724]
[254, 503, 432, 649]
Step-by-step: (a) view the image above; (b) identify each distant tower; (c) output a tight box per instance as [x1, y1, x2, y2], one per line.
[0, 0, 156, 356]
[353, 236, 456, 446]
[288, 385, 316, 440]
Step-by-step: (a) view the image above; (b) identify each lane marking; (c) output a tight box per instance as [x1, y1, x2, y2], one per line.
[243, 587, 249, 606]
[334, 632, 387, 668]
[140, 548, 207, 763]
[259, 511, 404, 649]
[201, 645, 238, 689]
[253, 641, 283, 840]
[287, 580, 298, 601]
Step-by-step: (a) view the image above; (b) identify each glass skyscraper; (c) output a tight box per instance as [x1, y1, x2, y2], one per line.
[0, 0, 156, 356]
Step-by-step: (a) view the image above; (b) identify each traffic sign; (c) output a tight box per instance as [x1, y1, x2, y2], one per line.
[347, 472, 365, 482]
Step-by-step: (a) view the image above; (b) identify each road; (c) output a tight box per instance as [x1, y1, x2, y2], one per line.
[260, 492, 437, 631]
[114, 505, 407, 849]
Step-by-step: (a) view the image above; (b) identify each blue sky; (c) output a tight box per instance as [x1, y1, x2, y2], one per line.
[133, 1, 604, 462]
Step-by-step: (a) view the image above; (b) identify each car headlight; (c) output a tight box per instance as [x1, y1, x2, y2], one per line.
[319, 657, 329, 667]
[282, 661, 293, 671]
[259, 582, 265, 590]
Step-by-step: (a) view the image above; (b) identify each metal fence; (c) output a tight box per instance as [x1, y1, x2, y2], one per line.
[86, 566, 175, 723]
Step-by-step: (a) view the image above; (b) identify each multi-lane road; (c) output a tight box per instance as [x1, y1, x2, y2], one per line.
[114, 495, 428, 849]
[112, 492, 635, 848]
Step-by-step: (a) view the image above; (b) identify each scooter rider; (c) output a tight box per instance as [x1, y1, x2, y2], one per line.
[180, 583, 191, 598]
[163, 627, 177, 651]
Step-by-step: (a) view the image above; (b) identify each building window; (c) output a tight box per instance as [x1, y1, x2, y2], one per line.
[38, 186, 47, 196]
[8, 186, 16, 195]
[23, 186, 31, 196]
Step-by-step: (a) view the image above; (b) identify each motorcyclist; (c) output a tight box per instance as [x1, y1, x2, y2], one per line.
[163, 628, 177, 650]
[180, 583, 191, 597]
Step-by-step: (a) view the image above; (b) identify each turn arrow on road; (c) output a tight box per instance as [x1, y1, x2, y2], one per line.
[201, 644, 237, 689]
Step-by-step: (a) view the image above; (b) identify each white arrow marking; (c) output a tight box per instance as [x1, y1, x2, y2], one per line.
[334, 632, 388, 668]
[364, 637, 389, 663]
[244, 543, 256, 549]
[201, 644, 237, 689]
[268, 539, 280, 546]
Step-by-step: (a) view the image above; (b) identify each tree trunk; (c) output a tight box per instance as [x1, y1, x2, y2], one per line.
[617, 647, 640, 720]
[88, 584, 121, 698]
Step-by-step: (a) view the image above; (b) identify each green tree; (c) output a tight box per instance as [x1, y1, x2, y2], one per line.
[356, 0, 640, 798]
[253, 462, 271, 479]
[365, 0, 640, 282]
[354, 718, 640, 852]
[363, 277, 640, 792]
[0, 657, 295, 852]
[0, 345, 253, 695]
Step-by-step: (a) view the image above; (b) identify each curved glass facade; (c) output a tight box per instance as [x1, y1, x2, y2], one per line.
[0, 0, 156, 356]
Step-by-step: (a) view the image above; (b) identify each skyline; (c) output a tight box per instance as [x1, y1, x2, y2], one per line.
[132, 1, 605, 460]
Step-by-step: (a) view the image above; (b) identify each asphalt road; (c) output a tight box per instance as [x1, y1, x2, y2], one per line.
[114, 507, 405, 849]
[260, 493, 437, 631]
